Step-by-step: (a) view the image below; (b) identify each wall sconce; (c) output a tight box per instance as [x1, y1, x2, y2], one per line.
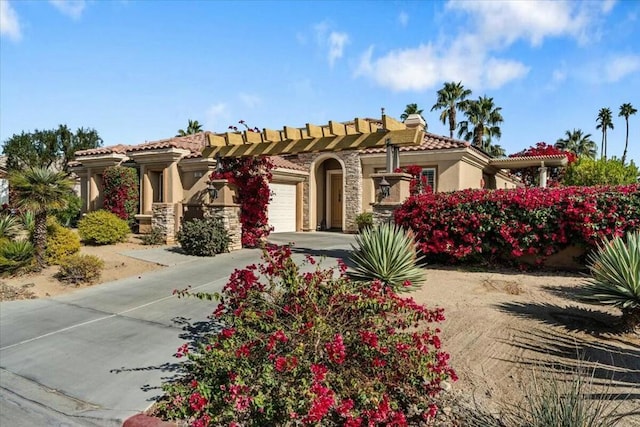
[207, 181, 218, 200]
[379, 177, 390, 199]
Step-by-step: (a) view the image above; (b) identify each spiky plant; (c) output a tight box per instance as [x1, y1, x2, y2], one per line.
[582, 231, 640, 331]
[0, 214, 21, 242]
[349, 222, 425, 292]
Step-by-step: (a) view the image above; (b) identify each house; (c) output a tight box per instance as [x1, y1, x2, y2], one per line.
[71, 115, 519, 236]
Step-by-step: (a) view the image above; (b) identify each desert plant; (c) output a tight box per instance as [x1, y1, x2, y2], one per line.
[77, 210, 130, 245]
[354, 212, 373, 231]
[581, 231, 640, 331]
[56, 254, 104, 284]
[154, 245, 455, 426]
[349, 222, 425, 292]
[177, 217, 229, 256]
[20, 210, 35, 237]
[45, 219, 81, 265]
[52, 192, 83, 227]
[0, 214, 21, 243]
[0, 240, 35, 276]
[141, 226, 166, 245]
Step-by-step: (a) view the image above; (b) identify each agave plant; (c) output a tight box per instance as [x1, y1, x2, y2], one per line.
[349, 222, 425, 292]
[0, 214, 21, 242]
[582, 231, 640, 331]
[0, 239, 35, 275]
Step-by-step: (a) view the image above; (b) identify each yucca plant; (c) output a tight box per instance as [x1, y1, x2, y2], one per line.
[582, 231, 640, 331]
[349, 222, 425, 292]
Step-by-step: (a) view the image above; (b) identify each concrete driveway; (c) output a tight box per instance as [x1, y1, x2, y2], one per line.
[0, 232, 354, 426]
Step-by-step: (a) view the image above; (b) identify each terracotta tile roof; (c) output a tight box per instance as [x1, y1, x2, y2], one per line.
[362, 132, 472, 154]
[75, 144, 131, 156]
[127, 132, 211, 154]
[271, 156, 307, 171]
[493, 154, 567, 162]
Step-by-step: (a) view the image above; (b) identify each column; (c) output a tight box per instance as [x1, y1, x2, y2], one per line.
[538, 163, 548, 188]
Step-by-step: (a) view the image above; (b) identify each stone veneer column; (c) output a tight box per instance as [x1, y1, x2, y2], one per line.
[152, 203, 176, 244]
[203, 179, 242, 252]
[370, 173, 413, 227]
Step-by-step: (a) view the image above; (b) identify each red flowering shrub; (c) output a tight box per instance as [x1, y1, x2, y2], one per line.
[154, 245, 456, 426]
[394, 165, 431, 195]
[102, 166, 138, 224]
[394, 184, 640, 265]
[211, 157, 273, 248]
[509, 142, 578, 187]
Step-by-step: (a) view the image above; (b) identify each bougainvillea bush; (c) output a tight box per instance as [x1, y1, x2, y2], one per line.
[395, 184, 640, 265]
[154, 245, 456, 426]
[102, 166, 139, 224]
[509, 142, 578, 187]
[211, 157, 273, 248]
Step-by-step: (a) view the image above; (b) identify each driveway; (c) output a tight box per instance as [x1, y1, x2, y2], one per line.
[0, 232, 354, 426]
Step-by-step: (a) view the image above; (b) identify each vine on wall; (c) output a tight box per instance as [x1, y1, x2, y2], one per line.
[102, 166, 139, 224]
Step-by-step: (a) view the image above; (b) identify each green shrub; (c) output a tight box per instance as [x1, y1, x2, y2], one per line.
[177, 217, 229, 256]
[78, 210, 130, 245]
[141, 226, 165, 245]
[0, 240, 35, 276]
[581, 231, 640, 331]
[53, 192, 83, 227]
[0, 214, 21, 242]
[354, 212, 373, 231]
[564, 157, 639, 186]
[56, 254, 104, 284]
[45, 219, 81, 265]
[349, 222, 425, 292]
[154, 246, 455, 426]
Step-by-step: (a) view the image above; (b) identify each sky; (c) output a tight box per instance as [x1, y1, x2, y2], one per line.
[1, 0, 639, 163]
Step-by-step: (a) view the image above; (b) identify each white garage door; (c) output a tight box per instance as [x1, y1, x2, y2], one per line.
[269, 183, 296, 233]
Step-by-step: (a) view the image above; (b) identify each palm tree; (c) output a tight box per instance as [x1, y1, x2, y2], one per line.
[400, 103, 425, 127]
[619, 103, 637, 164]
[8, 168, 74, 268]
[596, 108, 614, 159]
[555, 129, 597, 159]
[487, 144, 506, 157]
[457, 96, 504, 150]
[431, 81, 472, 138]
[176, 119, 204, 136]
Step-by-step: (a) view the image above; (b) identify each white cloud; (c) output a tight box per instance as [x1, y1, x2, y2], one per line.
[601, 0, 616, 14]
[552, 69, 567, 84]
[49, 0, 86, 20]
[205, 103, 230, 132]
[398, 11, 409, 27]
[328, 31, 349, 67]
[0, 0, 21, 41]
[604, 54, 640, 82]
[239, 93, 262, 109]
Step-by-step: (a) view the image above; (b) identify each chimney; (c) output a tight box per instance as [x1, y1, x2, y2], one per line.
[404, 114, 426, 130]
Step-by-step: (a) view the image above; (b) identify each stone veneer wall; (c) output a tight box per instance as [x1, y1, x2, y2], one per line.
[371, 204, 399, 226]
[204, 205, 242, 252]
[289, 150, 362, 233]
[152, 203, 176, 244]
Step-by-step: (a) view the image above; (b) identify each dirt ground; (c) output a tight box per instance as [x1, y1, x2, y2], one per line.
[2, 245, 638, 424]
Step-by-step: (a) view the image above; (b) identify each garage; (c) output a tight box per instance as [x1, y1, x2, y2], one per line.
[269, 182, 297, 233]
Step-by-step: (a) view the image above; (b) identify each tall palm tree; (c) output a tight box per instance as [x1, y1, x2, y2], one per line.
[619, 103, 637, 164]
[431, 81, 472, 138]
[8, 168, 74, 268]
[487, 144, 506, 157]
[400, 103, 425, 126]
[555, 129, 597, 159]
[176, 119, 204, 136]
[457, 96, 504, 150]
[596, 108, 614, 159]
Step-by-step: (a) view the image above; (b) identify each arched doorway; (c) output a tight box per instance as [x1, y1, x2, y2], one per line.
[310, 154, 345, 231]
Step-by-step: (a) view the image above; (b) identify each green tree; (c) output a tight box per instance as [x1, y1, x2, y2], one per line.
[176, 119, 204, 136]
[554, 129, 597, 159]
[564, 157, 639, 186]
[400, 103, 426, 127]
[8, 168, 75, 268]
[619, 103, 637, 165]
[431, 81, 472, 138]
[2, 125, 102, 172]
[457, 95, 503, 150]
[596, 107, 614, 160]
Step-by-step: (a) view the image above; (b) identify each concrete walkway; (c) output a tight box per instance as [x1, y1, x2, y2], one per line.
[0, 232, 354, 426]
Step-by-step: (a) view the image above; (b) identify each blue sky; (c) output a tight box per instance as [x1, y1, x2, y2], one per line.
[1, 0, 639, 163]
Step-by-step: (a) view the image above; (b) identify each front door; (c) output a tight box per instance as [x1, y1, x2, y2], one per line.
[330, 173, 343, 229]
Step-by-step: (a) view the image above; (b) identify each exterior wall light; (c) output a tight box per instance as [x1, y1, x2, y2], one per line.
[207, 181, 218, 200]
[379, 177, 391, 199]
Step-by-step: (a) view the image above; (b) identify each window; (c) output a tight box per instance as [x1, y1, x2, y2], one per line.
[420, 168, 436, 193]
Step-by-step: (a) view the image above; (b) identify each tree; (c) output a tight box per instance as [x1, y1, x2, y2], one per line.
[554, 129, 597, 159]
[431, 81, 472, 138]
[487, 144, 506, 157]
[8, 168, 75, 268]
[2, 125, 103, 172]
[176, 119, 204, 136]
[596, 108, 614, 160]
[564, 157, 639, 186]
[400, 103, 426, 127]
[457, 95, 503, 150]
[619, 103, 637, 165]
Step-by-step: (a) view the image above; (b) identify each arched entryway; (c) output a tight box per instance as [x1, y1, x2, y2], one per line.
[310, 154, 345, 231]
